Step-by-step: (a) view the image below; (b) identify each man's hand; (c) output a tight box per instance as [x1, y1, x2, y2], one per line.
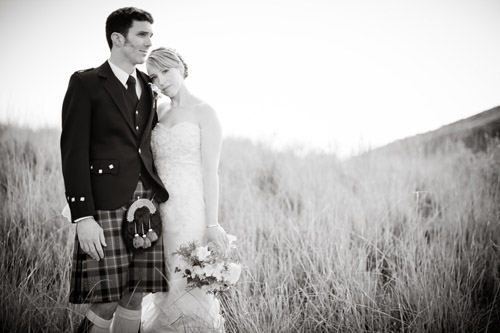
[76, 218, 107, 261]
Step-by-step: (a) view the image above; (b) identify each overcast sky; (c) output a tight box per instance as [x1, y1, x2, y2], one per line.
[1, 0, 499, 157]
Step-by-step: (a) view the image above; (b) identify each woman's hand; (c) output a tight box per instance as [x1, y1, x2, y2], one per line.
[205, 225, 229, 252]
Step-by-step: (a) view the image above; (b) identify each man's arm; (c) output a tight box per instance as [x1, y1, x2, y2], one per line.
[61, 71, 106, 261]
[60, 72, 96, 221]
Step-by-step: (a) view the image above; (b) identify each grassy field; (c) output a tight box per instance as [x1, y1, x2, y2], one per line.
[1, 123, 499, 332]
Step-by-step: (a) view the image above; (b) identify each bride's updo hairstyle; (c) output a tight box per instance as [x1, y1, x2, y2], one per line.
[147, 47, 189, 79]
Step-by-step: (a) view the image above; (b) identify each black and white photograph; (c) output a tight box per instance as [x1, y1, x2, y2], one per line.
[1, 0, 500, 332]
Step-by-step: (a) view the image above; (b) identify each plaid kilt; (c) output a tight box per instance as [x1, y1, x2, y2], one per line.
[69, 181, 168, 304]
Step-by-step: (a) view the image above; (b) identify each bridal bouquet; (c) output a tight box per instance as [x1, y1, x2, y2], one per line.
[173, 235, 242, 295]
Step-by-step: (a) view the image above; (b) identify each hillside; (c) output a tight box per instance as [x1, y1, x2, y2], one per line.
[368, 105, 500, 156]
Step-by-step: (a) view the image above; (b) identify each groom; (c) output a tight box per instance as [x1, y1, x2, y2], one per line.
[60, 7, 168, 333]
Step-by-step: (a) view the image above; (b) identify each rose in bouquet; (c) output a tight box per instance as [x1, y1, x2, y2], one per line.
[173, 235, 241, 295]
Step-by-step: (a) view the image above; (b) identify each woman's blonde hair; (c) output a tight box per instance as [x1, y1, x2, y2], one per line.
[147, 47, 189, 78]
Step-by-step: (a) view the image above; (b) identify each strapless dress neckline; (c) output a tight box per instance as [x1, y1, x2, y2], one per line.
[156, 121, 199, 132]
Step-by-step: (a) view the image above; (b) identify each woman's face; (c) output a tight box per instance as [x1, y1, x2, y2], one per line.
[147, 64, 184, 98]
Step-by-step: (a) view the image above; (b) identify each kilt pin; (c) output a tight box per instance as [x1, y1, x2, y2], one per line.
[61, 61, 169, 304]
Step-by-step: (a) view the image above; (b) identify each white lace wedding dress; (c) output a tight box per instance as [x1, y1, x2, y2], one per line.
[141, 121, 224, 332]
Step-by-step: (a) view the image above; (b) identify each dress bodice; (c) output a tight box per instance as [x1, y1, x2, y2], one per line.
[151, 121, 201, 170]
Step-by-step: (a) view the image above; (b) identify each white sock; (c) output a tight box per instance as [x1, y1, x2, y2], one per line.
[111, 305, 142, 333]
[86, 309, 112, 333]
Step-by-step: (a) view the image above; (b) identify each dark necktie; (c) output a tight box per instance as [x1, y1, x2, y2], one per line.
[127, 75, 138, 106]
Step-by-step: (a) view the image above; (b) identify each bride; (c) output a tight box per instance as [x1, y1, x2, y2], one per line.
[141, 47, 229, 332]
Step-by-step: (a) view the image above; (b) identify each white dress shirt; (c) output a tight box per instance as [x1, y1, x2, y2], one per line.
[107, 60, 142, 98]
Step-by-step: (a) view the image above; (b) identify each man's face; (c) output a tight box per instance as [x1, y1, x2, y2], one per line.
[122, 20, 153, 65]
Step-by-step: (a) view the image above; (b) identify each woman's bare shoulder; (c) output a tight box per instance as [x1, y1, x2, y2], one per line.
[195, 101, 217, 119]
[195, 102, 221, 133]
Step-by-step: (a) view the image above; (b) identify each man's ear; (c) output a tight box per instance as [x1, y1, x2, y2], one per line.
[111, 32, 124, 47]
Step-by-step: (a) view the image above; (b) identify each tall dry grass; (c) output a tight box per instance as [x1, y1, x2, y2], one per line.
[0, 124, 78, 332]
[1, 123, 499, 332]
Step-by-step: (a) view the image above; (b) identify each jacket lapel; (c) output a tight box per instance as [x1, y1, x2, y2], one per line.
[98, 62, 136, 133]
[137, 70, 157, 145]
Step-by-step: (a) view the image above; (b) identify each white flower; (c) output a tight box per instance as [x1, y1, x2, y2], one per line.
[174, 257, 193, 277]
[194, 246, 211, 261]
[211, 263, 225, 281]
[148, 83, 162, 99]
[175, 256, 190, 270]
[223, 262, 242, 284]
[193, 266, 204, 277]
[202, 263, 216, 276]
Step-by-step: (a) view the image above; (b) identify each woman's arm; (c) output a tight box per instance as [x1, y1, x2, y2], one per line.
[199, 104, 228, 249]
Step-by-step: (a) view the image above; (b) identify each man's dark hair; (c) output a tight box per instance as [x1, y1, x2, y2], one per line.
[105, 7, 154, 50]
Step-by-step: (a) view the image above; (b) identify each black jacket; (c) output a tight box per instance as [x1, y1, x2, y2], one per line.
[60, 61, 167, 222]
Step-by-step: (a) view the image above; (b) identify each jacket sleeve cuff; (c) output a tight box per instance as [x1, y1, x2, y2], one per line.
[65, 193, 96, 222]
